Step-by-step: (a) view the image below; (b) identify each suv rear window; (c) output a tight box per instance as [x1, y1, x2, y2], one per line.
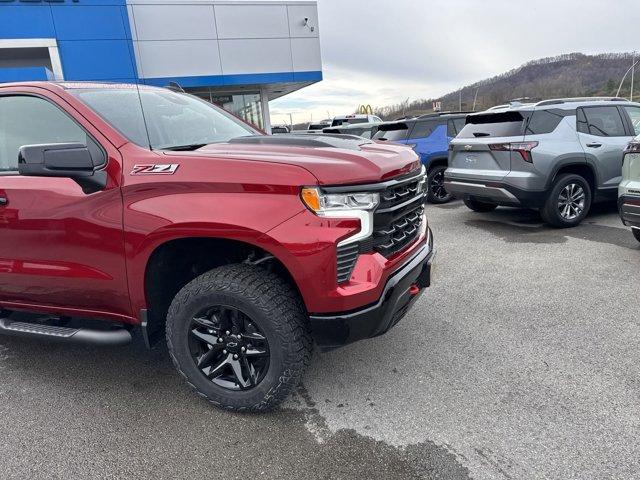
[457, 111, 526, 138]
[408, 120, 440, 139]
[525, 109, 564, 135]
[373, 123, 410, 142]
[447, 117, 467, 137]
[332, 118, 368, 126]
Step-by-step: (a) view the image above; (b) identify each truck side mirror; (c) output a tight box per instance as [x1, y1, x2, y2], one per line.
[18, 143, 107, 194]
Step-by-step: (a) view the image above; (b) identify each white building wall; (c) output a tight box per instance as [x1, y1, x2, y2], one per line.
[126, 0, 320, 81]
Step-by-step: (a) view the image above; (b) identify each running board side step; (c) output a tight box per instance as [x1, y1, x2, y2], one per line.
[0, 319, 131, 346]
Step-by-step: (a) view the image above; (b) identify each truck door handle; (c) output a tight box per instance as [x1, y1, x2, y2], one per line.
[586, 143, 602, 148]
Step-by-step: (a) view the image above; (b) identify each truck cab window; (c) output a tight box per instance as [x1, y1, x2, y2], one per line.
[0, 96, 88, 171]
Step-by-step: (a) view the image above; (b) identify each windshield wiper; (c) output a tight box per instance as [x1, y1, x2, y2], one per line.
[161, 143, 209, 151]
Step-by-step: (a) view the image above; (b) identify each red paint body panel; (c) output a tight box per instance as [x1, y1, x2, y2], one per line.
[198, 142, 421, 185]
[0, 82, 426, 327]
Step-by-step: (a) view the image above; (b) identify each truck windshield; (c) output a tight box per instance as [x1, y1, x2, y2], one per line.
[69, 86, 257, 150]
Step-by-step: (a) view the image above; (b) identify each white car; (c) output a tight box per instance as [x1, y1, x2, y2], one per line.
[331, 114, 383, 127]
[619, 135, 640, 242]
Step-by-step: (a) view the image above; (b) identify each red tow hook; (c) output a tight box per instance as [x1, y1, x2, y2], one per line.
[409, 284, 421, 296]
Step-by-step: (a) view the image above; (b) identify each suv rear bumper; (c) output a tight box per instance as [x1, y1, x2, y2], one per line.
[444, 179, 548, 208]
[309, 228, 434, 348]
[618, 195, 640, 228]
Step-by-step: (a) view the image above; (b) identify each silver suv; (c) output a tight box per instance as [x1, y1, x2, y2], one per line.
[619, 135, 640, 242]
[444, 98, 640, 227]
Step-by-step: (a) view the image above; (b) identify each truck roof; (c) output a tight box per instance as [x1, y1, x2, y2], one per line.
[0, 81, 161, 91]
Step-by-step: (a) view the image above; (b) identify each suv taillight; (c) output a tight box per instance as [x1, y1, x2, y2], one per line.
[489, 141, 539, 163]
[624, 142, 640, 154]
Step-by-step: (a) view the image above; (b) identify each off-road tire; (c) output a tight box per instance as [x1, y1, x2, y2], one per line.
[463, 197, 498, 212]
[540, 173, 592, 228]
[426, 164, 453, 204]
[166, 263, 312, 412]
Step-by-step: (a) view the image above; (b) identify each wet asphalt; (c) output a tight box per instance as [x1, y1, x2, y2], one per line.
[0, 201, 639, 479]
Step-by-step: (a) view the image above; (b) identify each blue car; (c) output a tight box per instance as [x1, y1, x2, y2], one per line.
[373, 112, 469, 203]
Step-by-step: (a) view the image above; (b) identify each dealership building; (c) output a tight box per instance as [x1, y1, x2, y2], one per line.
[0, 0, 322, 132]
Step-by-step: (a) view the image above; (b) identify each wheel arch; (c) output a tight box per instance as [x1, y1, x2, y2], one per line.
[135, 234, 303, 341]
[548, 161, 598, 193]
[426, 156, 448, 172]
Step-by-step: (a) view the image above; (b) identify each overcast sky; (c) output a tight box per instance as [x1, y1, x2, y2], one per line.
[270, 0, 640, 125]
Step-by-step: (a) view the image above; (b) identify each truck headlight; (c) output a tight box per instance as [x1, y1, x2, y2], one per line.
[300, 188, 379, 245]
[301, 188, 379, 213]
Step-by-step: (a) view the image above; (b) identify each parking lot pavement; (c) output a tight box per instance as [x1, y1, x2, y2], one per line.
[1, 201, 639, 480]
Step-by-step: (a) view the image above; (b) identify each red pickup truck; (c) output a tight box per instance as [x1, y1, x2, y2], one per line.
[0, 82, 434, 411]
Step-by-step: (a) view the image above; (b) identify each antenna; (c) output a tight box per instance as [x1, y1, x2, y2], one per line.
[134, 80, 153, 151]
[166, 81, 185, 93]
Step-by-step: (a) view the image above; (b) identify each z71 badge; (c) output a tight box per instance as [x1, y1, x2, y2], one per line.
[131, 164, 179, 175]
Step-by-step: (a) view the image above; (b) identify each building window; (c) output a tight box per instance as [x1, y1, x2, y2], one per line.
[210, 93, 263, 130]
[186, 88, 265, 131]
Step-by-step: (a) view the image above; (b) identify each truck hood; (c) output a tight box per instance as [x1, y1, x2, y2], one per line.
[167, 135, 421, 185]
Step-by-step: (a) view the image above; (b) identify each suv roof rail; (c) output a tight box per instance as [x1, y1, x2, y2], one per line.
[536, 97, 630, 106]
[416, 110, 473, 119]
[486, 104, 510, 111]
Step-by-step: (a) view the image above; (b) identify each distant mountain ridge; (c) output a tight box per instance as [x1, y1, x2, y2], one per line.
[375, 52, 639, 120]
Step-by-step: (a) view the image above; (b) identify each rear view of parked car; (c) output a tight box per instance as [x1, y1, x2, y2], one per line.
[373, 112, 468, 203]
[331, 114, 383, 127]
[322, 121, 381, 139]
[619, 135, 640, 242]
[271, 125, 290, 134]
[307, 120, 331, 133]
[445, 98, 640, 227]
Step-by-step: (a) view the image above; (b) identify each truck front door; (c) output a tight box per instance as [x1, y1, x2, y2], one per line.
[0, 90, 130, 319]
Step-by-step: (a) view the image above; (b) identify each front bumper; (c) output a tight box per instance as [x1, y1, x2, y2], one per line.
[618, 195, 640, 228]
[309, 228, 434, 348]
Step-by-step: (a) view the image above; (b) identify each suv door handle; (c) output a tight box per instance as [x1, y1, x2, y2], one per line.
[586, 142, 602, 148]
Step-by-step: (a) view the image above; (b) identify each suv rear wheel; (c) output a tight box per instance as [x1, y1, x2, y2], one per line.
[166, 263, 311, 412]
[541, 173, 592, 228]
[463, 197, 498, 212]
[427, 164, 452, 204]
[633, 228, 640, 243]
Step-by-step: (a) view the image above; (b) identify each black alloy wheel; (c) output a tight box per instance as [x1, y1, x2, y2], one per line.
[166, 263, 312, 411]
[427, 164, 453, 204]
[189, 306, 270, 390]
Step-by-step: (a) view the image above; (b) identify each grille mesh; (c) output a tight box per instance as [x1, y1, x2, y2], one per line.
[373, 178, 425, 257]
[336, 243, 359, 283]
[334, 172, 425, 284]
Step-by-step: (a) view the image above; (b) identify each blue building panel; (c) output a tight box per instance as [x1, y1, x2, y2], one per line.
[50, 5, 128, 40]
[0, 1, 321, 95]
[0, 6, 55, 38]
[0, 67, 54, 83]
[293, 71, 323, 83]
[141, 71, 322, 88]
[57, 40, 136, 80]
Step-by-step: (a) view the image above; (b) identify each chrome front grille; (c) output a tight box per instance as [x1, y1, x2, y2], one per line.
[380, 181, 420, 209]
[373, 204, 424, 257]
[333, 169, 426, 284]
[372, 176, 425, 258]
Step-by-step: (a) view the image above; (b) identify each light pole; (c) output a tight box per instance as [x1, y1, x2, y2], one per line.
[616, 56, 640, 99]
[631, 55, 635, 101]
